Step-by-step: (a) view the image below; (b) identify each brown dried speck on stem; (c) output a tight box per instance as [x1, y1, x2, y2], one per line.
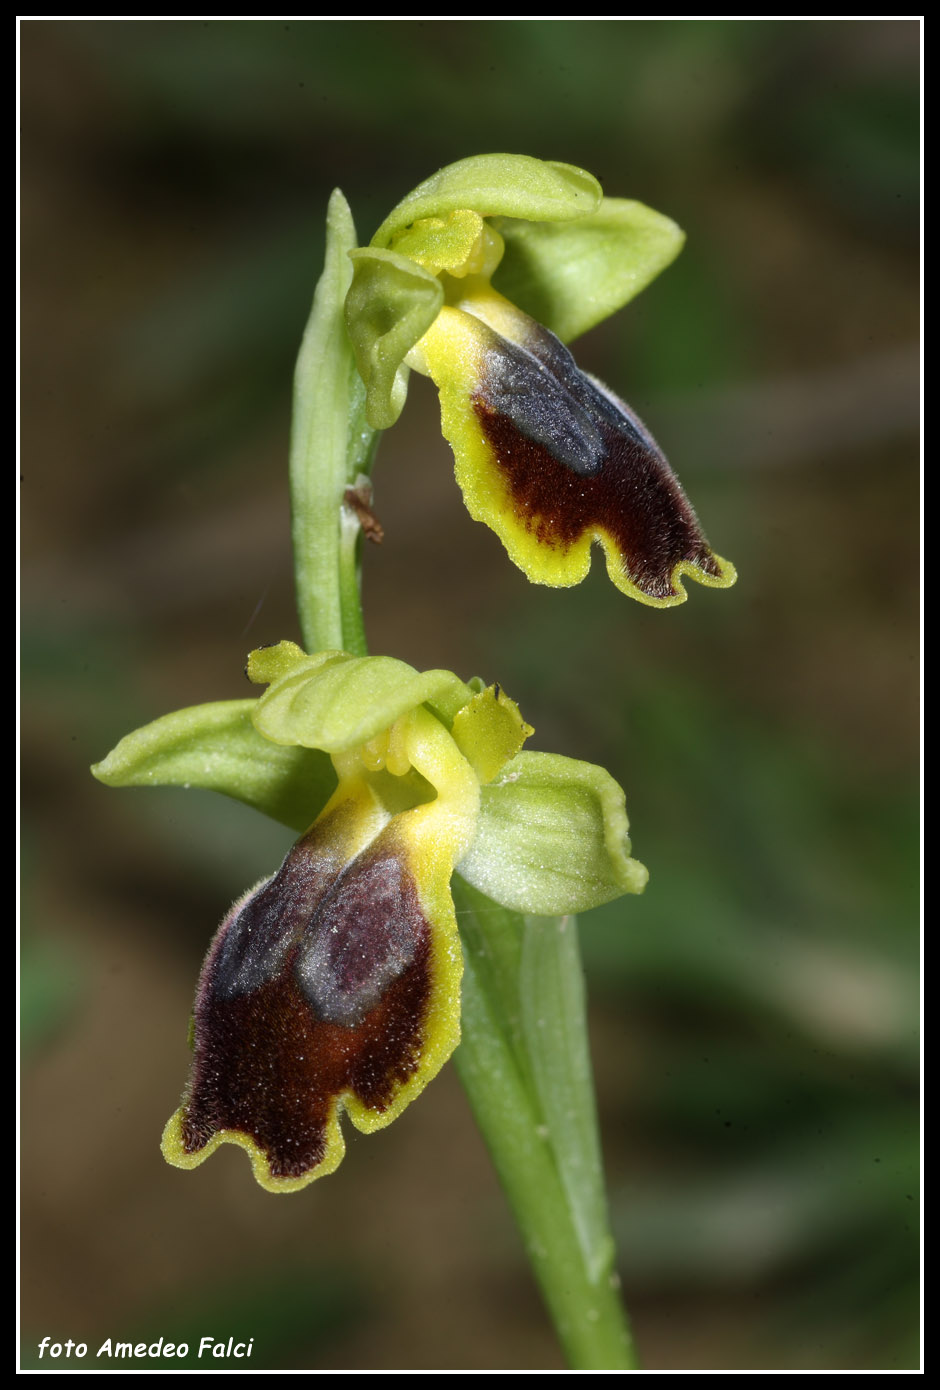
[344, 484, 385, 544]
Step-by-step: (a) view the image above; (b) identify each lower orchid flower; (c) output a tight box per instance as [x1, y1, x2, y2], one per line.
[93, 641, 647, 1192]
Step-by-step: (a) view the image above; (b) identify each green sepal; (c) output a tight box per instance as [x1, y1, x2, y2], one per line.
[493, 197, 685, 344]
[456, 750, 648, 914]
[371, 154, 601, 250]
[249, 644, 474, 753]
[90, 700, 336, 834]
[344, 247, 443, 430]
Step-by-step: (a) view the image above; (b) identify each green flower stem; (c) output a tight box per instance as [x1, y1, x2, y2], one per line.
[290, 188, 376, 657]
[452, 876, 638, 1370]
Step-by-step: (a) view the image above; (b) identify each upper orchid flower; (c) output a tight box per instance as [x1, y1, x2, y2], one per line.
[344, 154, 736, 607]
[93, 641, 647, 1191]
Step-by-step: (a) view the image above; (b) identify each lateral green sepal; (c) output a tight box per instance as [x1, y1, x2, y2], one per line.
[90, 699, 336, 833]
[492, 197, 685, 344]
[456, 750, 648, 914]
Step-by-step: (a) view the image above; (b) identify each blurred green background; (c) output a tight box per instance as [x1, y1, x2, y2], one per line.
[20, 18, 919, 1371]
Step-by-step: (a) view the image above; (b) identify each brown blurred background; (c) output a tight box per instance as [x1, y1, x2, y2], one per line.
[21, 19, 919, 1371]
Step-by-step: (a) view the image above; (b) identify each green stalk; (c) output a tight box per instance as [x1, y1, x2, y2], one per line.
[453, 876, 638, 1370]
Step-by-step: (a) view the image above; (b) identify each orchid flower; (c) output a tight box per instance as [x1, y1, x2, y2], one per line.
[345, 154, 736, 606]
[93, 641, 646, 1190]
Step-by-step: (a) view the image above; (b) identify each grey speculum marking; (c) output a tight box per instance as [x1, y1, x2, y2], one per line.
[295, 850, 423, 1027]
[480, 321, 654, 477]
[209, 833, 341, 1002]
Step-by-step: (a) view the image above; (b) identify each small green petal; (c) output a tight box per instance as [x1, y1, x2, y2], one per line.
[371, 154, 601, 250]
[246, 641, 341, 688]
[344, 248, 444, 430]
[493, 197, 685, 344]
[251, 649, 473, 754]
[450, 683, 533, 784]
[457, 750, 648, 915]
[91, 700, 336, 834]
